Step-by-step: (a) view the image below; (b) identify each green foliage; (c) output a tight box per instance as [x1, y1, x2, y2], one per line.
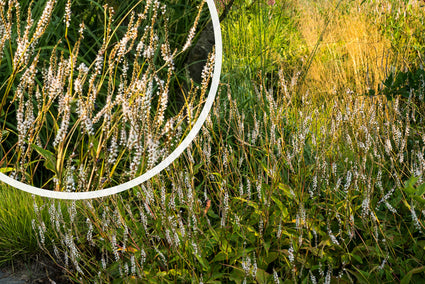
[0, 185, 53, 266]
[369, 67, 425, 104]
[402, 176, 425, 205]
[1, 0, 425, 283]
[0, 0, 209, 190]
[221, 0, 307, 89]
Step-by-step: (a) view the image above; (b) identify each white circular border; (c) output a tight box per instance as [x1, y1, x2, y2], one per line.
[0, 0, 222, 200]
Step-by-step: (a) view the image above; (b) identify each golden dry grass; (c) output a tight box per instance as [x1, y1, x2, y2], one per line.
[296, 0, 393, 97]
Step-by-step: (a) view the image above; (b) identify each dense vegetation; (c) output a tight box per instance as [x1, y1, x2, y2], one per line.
[0, 0, 425, 283]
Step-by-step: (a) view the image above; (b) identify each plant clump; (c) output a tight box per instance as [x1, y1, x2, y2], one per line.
[0, 0, 213, 192]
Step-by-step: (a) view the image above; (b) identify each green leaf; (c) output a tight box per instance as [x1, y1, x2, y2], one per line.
[278, 183, 296, 200]
[234, 197, 258, 210]
[193, 162, 204, 175]
[407, 176, 419, 187]
[401, 273, 412, 284]
[207, 209, 220, 219]
[216, 238, 232, 254]
[30, 144, 57, 174]
[0, 167, 14, 173]
[194, 253, 210, 271]
[211, 251, 228, 263]
[207, 272, 226, 284]
[349, 253, 363, 264]
[346, 267, 370, 284]
[401, 266, 425, 284]
[416, 182, 425, 196]
[229, 267, 245, 284]
[271, 195, 289, 218]
[255, 268, 271, 284]
[403, 176, 419, 194]
[264, 252, 279, 266]
[413, 196, 425, 204]
[1, 130, 9, 142]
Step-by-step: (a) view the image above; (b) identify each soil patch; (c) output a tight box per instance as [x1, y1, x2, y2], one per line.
[0, 256, 71, 284]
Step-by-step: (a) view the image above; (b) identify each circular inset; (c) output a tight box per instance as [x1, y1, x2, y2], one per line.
[0, 0, 222, 200]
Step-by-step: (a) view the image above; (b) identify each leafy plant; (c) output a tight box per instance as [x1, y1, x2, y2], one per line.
[1, 0, 425, 283]
[368, 67, 425, 104]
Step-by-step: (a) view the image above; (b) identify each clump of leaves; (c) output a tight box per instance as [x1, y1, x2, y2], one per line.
[402, 176, 425, 206]
[369, 67, 425, 104]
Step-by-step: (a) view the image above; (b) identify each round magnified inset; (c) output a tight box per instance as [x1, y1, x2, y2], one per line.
[0, 0, 222, 199]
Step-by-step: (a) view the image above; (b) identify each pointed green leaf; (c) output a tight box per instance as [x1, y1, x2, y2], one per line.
[0, 167, 14, 173]
[416, 183, 425, 196]
[30, 144, 57, 174]
[400, 266, 425, 284]
[1, 130, 9, 142]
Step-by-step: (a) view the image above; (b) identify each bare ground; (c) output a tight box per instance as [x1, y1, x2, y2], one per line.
[0, 256, 71, 284]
